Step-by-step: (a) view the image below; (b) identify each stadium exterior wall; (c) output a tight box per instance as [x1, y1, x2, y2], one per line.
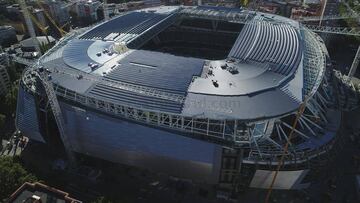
[16, 84, 223, 184]
[16, 85, 45, 143]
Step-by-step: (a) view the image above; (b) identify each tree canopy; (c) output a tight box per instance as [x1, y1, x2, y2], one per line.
[0, 114, 5, 130]
[0, 156, 37, 201]
[3, 83, 18, 115]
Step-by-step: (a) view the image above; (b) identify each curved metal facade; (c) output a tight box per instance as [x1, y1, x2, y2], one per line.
[16, 6, 341, 185]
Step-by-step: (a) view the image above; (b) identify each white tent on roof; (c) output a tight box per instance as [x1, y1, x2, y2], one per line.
[20, 36, 56, 49]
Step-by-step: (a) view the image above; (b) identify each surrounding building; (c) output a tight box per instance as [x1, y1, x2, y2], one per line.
[16, 6, 339, 190]
[7, 182, 81, 203]
[0, 26, 18, 48]
[75, 0, 101, 22]
[42, 0, 70, 25]
[303, 0, 321, 7]
[6, 4, 22, 20]
[291, 6, 318, 20]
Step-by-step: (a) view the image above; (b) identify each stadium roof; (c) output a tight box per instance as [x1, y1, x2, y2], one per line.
[40, 6, 326, 120]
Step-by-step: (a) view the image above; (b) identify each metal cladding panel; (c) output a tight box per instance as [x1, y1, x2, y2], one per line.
[62, 39, 95, 73]
[42, 58, 96, 94]
[106, 50, 204, 92]
[87, 50, 204, 113]
[229, 21, 301, 77]
[88, 84, 183, 113]
[80, 12, 167, 40]
[16, 86, 44, 143]
[182, 89, 300, 120]
[197, 5, 242, 12]
[250, 169, 309, 189]
[60, 102, 221, 183]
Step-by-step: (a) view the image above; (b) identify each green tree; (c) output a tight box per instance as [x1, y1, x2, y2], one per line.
[4, 83, 19, 115]
[0, 156, 37, 200]
[0, 114, 5, 130]
[6, 63, 23, 83]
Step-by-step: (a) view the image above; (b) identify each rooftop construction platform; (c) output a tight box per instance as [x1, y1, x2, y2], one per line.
[37, 5, 325, 120]
[18, 5, 338, 185]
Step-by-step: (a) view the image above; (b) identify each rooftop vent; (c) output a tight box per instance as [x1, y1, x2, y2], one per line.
[212, 80, 219, 88]
[228, 67, 239, 74]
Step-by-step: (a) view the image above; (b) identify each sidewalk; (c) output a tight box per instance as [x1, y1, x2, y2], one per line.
[1, 135, 28, 157]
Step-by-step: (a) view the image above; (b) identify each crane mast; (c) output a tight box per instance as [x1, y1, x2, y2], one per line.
[18, 0, 41, 53]
[347, 45, 360, 81]
[104, 0, 109, 21]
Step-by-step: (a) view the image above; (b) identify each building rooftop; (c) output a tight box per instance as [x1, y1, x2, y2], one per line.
[37, 6, 326, 120]
[7, 182, 81, 203]
[20, 36, 56, 48]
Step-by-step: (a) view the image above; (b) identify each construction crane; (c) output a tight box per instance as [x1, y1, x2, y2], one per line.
[241, 0, 249, 7]
[18, 0, 41, 53]
[264, 98, 308, 203]
[302, 24, 360, 36]
[28, 11, 51, 44]
[35, 0, 67, 37]
[347, 45, 360, 81]
[17, 0, 73, 165]
[319, 0, 328, 26]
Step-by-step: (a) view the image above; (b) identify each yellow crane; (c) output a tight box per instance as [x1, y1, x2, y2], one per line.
[35, 0, 67, 37]
[28, 11, 50, 43]
[241, 0, 249, 7]
[264, 98, 308, 203]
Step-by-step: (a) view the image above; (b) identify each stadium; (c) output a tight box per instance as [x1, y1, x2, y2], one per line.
[16, 6, 341, 189]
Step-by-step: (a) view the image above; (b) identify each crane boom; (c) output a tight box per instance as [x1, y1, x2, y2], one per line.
[35, 0, 67, 37]
[347, 45, 360, 80]
[298, 13, 359, 22]
[264, 98, 308, 203]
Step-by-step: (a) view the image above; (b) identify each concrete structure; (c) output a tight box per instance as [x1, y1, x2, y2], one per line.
[0, 26, 17, 48]
[20, 36, 56, 51]
[43, 0, 70, 25]
[7, 182, 81, 203]
[6, 4, 21, 17]
[17, 6, 340, 189]
[32, 8, 47, 27]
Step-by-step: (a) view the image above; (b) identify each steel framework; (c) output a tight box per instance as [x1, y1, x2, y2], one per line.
[18, 7, 340, 167]
[303, 24, 360, 36]
[180, 7, 360, 36]
[28, 68, 76, 164]
[22, 70, 334, 166]
[297, 13, 359, 22]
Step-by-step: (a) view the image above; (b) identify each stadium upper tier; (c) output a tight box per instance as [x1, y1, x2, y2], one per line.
[38, 6, 327, 120]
